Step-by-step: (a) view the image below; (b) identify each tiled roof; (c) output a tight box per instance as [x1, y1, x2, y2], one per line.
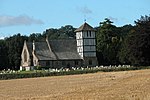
[26, 40, 82, 61]
[75, 22, 96, 32]
[26, 43, 33, 56]
[34, 42, 57, 60]
[49, 40, 82, 60]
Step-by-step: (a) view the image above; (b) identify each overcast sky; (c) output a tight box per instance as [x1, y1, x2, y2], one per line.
[0, 0, 150, 39]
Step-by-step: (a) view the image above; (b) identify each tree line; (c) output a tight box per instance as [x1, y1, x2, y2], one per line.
[0, 15, 150, 70]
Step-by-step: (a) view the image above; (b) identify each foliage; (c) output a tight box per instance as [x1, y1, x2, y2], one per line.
[0, 40, 8, 70]
[118, 25, 134, 64]
[0, 66, 150, 80]
[0, 15, 150, 70]
[0, 25, 76, 70]
[43, 25, 76, 40]
[119, 15, 150, 66]
[96, 18, 121, 65]
[5, 34, 28, 70]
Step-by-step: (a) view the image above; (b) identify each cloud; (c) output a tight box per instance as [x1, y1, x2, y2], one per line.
[78, 6, 92, 14]
[0, 15, 44, 27]
[0, 36, 5, 40]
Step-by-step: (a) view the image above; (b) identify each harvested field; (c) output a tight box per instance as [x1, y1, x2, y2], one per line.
[0, 69, 150, 100]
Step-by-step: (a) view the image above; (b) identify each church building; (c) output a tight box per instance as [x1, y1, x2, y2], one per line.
[20, 22, 98, 71]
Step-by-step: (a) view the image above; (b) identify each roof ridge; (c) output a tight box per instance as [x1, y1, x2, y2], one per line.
[75, 22, 96, 32]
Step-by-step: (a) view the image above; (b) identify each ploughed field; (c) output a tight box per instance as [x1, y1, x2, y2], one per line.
[0, 69, 150, 100]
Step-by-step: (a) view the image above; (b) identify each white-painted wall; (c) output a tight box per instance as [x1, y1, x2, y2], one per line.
[76, 31, 97, 58]
[25, 67, 30, 71]
[77, 39, 83, 46]
[76, 32, 82, 39]
[21, 42, 31, 67]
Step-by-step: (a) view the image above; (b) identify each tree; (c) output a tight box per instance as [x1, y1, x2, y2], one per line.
[0, 40, 8, 70]
[96, 18, 120, 65]
[43, 25, 76, 40]
[5, 33, 28, 70]
[28, 33, 44, 42]
[59, 25, 76, 38]
[120, 15, 150, 66]
[118, 24, 134, 64]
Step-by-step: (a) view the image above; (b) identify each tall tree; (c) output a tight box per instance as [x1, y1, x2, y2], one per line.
[0, 40, 8, 70]
[118, 25, 134, 65]
[5, 33, 28, 70]
[96, 18, 120, 65]
[43, 25, 76, 40]
[120, 15, 150, 66]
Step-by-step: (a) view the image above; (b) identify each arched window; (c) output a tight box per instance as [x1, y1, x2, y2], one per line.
[24, 50, 27, 62]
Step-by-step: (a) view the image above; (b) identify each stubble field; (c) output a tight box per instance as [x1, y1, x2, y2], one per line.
[0, 69, 150, 100]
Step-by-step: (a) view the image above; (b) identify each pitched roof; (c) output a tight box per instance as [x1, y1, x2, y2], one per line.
[49, 40, 82, 60]
[75, 22, 96, 32]
[26, 39, 82, 61]
[34, 42, 57, 60]
[26, 42, 33, 56]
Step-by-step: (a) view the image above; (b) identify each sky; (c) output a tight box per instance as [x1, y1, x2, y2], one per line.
[0, 0, 150, 39]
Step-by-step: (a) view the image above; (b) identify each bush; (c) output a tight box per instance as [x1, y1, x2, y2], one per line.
[0, 66, 150, 80]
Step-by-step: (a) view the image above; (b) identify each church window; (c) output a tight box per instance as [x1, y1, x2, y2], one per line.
[67, 63, 71, 68]
[89, 60, 92, 65]
[55, 61, 58, 66]
[75, 61, 78, 65]
[24, 50, 27, 62]
[46, 61, 50, 66]
[62, 61, 66, 66]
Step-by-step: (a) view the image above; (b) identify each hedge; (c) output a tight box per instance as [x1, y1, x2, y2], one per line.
[0, 66, 150, 80]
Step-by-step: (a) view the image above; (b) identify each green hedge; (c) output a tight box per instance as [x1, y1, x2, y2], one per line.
[0, 66, 150, 80]
[0, 69, 100, 80]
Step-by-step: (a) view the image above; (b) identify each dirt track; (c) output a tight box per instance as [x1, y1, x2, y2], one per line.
[0, 69, 150, 100]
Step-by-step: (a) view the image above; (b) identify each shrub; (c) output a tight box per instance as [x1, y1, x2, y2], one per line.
[0, 66, 149, 80]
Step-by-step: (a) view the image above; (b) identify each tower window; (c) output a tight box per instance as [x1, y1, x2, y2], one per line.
[89, 60, 92, 65]
[87, 31, 88, 37]
[89, 31, 91, 37]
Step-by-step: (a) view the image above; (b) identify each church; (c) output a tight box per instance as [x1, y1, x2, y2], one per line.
[20, 22, 98, 71]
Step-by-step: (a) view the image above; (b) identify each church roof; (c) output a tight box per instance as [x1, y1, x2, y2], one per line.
[26, 40, 82, 61]
[26, 42, 33, 55]
[49, 40, 82, 60]
[34, 42, 57, 60]
[75, 22, 96, 32]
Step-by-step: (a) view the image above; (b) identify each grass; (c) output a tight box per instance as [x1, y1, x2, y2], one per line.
[0, 66, 150, 80]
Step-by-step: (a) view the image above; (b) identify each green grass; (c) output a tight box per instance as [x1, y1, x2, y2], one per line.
[0, 66, 150, 80]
